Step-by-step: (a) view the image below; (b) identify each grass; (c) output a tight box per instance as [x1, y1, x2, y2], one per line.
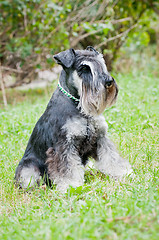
[0, 63, 159, 239]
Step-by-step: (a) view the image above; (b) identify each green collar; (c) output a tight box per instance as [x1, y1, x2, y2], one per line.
[58, 82, 80, 102]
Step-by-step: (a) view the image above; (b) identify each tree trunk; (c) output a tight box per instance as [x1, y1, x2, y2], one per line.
[0, 63, 8, 108]
[156, 31, 159, 60]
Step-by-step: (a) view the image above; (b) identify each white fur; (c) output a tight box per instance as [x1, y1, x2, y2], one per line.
[63, 115, 132, 183]
[81, 60, 96, 80]
[62, 117, 88, 141]
[93, 115, 108, 134]
[20, 167, 41, 189]
[81, 56, 108, 79]
[53, 151, 84, 193]
[73, 70, 82, 96]
[72, 58, 111, 116]
[62, 115, 107, 141]
[96, 137, 133, 178]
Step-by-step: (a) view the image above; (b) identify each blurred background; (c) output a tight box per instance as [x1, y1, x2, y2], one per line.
[0, 0, 159, 105]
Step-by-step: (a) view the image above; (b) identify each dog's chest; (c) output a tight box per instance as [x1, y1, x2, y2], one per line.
[62, 115, 107, 154]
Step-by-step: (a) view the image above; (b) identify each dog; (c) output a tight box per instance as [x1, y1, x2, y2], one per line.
[15, 46, 132, 192]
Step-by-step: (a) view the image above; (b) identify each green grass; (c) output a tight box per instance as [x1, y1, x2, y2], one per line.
[0, 68, 159, 239]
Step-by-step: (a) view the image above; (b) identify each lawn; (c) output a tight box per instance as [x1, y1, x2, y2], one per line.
[0, 62, 158, 239]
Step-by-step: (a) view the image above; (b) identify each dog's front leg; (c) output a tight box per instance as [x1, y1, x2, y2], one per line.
[46, 147, 84, 193]
[95, 136, 132, 179]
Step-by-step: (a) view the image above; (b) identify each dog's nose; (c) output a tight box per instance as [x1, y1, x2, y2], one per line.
[105, 76, 114, 88]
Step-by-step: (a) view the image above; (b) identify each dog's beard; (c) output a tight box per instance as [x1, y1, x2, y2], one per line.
[80, 82, 117, 116]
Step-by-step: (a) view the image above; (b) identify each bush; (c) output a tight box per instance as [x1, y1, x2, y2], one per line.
[0, 0, 158, 86]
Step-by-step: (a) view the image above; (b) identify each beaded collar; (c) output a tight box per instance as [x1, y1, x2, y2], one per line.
[58, 82, 80, 102]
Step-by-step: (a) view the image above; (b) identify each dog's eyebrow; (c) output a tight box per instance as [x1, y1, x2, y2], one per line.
[79, 63, 90, 68]
[81, 60, 93, 67]
[80, 61, 95, 77]
[80, 60, 97, 81]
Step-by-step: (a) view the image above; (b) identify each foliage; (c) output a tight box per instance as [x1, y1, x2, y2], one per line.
[0, 62, 158, 239]
[0, 0, 159, 86]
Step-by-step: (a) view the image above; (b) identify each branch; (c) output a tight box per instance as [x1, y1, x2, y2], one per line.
[151, 3, 159, 15]
[111, 17, 132, 24]
[70, 28, 104, 47]
[1, 66, 27, 73]
[70, 0, 100, 23]
[95, 23, 138, 49]
[7, 71, 34, 88]
[0, 26, 11, 37]
[70, 17, 133, 48]
[144, 0, 159, 15]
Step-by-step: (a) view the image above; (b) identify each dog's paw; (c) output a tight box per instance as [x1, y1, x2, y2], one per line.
[55, 178, 84, 193]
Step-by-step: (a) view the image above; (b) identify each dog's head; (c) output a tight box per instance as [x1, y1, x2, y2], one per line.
[54, 46, 118, 116]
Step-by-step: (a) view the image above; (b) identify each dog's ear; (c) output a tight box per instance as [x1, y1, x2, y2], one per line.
[53, 48, 76, 68]
[86, 46, 99, 55]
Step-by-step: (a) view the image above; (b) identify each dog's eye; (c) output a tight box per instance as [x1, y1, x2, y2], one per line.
[105, 77, 114, 88]
[106, 82, 112, 87]
[106, 81, 113, 88]
[80, 65, 90, 72]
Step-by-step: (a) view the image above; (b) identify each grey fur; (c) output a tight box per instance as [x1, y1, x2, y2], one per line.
[15, 47, 132, 192]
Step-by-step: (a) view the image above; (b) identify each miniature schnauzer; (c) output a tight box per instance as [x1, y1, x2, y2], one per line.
[15, 46, 132, 192]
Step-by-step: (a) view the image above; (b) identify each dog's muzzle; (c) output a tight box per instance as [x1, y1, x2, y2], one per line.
[81, 75, 118, 116]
